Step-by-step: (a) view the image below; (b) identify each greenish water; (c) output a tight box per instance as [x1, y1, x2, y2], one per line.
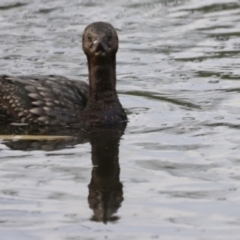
[1, 0, 240, 239]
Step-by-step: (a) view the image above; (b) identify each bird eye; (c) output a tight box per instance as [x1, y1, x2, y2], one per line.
[88, 35, 92, 42]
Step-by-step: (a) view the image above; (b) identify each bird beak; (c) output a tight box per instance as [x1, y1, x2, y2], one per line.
[92, 39, 109, 56]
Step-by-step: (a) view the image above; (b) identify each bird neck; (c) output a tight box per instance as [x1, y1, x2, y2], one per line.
[87, 55, 117, 100]
[83, 55, 127, 125]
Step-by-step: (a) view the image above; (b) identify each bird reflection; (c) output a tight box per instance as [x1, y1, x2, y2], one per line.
[0, 124, 89, 151]
[0, 123, 126, 223]
[88, 126, 124, 223]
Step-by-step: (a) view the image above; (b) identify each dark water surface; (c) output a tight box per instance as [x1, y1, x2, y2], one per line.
[1, 0, 240, 239]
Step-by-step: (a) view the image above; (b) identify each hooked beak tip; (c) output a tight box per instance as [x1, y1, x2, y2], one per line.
[92, 40, 109, 55]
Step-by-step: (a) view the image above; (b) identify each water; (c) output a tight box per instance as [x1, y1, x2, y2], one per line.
[0, 0, 240, 239]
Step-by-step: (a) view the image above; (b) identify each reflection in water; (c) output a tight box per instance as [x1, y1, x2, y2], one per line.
[88, 127, 124, 223]
[0, 124, 125, 224]
[0, 125, 88, 151]
[1, 0, 240, 238]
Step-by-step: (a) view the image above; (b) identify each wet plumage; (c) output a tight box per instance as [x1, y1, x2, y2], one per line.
[0, 22, 127, 126]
